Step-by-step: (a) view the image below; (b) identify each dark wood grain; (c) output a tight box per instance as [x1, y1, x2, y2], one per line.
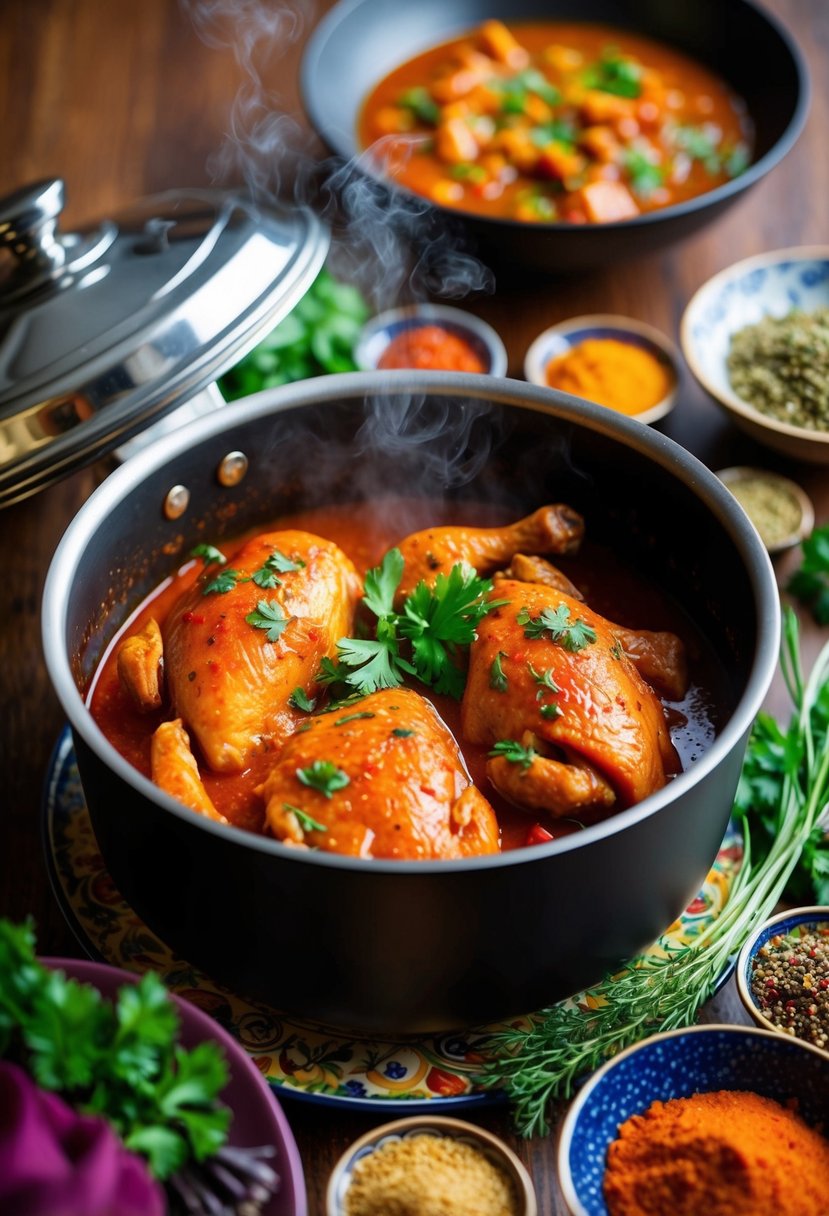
[0, 2, 826, 1212]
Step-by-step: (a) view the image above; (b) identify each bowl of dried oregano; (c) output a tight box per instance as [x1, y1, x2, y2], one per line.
[681, 247, 829, 463]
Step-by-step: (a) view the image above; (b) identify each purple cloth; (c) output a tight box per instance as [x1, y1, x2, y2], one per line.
[0, 1061, 165, 1216]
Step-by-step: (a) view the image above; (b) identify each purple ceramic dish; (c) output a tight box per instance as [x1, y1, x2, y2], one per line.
[41, 957, 307, 1216]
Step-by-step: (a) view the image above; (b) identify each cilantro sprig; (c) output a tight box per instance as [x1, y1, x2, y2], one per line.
[190, 544, 227, 567]
[296, 760, 350, 798]
[787, 524, 829, 625]
[489, 739, 537, 769]
[323, 550, 505, 700]
[245, 600, 290, 642]
[518, 604, 597, 652]
[0, 919, 230, 1181]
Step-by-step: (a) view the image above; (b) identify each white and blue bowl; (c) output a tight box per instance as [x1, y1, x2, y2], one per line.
[557, 1023, 829, 1216]
[736, 904, 829, 1044]
[523, 315, 679, 426]
[681, 247, 829, 462]
[355, 304, 508, 376]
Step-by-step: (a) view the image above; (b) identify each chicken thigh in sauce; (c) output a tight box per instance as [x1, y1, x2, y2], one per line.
[258, 688, 499, 859]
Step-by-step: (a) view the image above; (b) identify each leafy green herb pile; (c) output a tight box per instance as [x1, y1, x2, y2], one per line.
[0, 920, 230, 1180]
[317, 549, 504, 700]
[218, 267, 369, 397]
[476, 609, 829, 1136]
[788, 522, 829, 626]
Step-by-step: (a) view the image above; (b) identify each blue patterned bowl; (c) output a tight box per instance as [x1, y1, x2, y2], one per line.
[557, 1023, 829, 1216]
[736, 905, 829, 1047]
[680, 247, 829, 462]
[354, 304, 507, 376]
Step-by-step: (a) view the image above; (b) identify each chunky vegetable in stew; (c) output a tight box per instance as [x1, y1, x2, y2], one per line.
[90, 498, 724, 859]
[359, 20, 752, 224]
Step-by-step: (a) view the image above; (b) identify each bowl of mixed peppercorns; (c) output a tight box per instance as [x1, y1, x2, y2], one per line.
[736, 905, 829, 1054]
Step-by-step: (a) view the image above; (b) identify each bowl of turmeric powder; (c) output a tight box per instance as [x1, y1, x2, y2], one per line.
[327, 1115, 536, 1216]
[523, 315, 679, 425]
[557, 1023, 829, 1216]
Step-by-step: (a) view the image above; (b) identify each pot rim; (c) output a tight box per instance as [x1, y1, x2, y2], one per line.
[42, 370, 781, 873]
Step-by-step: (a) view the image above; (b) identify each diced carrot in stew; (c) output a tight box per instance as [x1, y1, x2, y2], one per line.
[479, 19, 530, 68]
[579, 125, 621, 163]
[580, 90, 637, 125]
[578, 179, 640, 222]
[436, 117, 480, 163]
[537, 143, 586, 182]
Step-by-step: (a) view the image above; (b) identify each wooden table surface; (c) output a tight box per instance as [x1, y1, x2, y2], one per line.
[1, 1, 826, 1212]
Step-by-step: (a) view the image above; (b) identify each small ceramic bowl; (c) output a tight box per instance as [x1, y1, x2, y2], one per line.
[681, 247, 829, 463]
[523, 315, 679, 425]
[714, 465, 815, 554]
[557, 1023, 829, 1216]
[326, 1115, 537, 1216]
[736, 905, 829, 1051]
[354, 304, 507, 375]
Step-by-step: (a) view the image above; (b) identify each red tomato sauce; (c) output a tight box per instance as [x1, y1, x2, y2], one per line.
[378, 325, 486, 372]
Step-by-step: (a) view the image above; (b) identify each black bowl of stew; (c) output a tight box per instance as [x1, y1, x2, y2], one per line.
[42, 372, 779, 1033]
[301, 0, 808, 273]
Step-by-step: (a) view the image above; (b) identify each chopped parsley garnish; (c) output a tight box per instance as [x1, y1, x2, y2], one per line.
[490, 651, 509, 692]
[788, 524, 829, 624]
[496, 67, 561, 114]
[398, 86, 440, 125]
[202, 568, 241, 596]
[392, 728, 415, 738]
[623, 148, 665, 198]
[451, 162, 488, 184]
[245, 600, 290, 642]
[583, 49, 642, 98]
[335, 711, 376, 725]
[528, 663, 561, 695]
[518, 604, 597, 653]
[296, 760, 350, 798]
[283, 803, 327, 833]
[190, 543, 227, 567]
[326, 549, 505, 701]
[540, 703, 563, 720]
[250, 549, 305, 589]
[288, 687, 316, 713]
[489, 739, 537, 769]
[672, 123, 722, 173]
[530, 119, 578, 149]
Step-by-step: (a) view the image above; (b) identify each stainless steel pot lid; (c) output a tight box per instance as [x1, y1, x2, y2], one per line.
[0, 178, 329, 507]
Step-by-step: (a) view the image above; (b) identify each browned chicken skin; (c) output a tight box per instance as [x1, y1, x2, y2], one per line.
[116, 618, 164, 712]
[151, 719, 226, 824]
[258, 688, 500, 859]
[393, 505, 585, 602]
[133, 530, 362, 774]
[461, 580, 681, 818]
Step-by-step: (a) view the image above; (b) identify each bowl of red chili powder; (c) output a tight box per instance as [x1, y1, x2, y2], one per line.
[557, 1022, 829, 1216]
[355, 304, 508, 376]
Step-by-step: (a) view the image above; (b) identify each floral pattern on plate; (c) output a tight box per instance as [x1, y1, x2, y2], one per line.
[44, 729, 743, 1110]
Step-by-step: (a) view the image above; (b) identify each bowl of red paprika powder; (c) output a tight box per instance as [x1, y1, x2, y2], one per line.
[355, 304, 508, 376]
[557, 1022, 829, 1216]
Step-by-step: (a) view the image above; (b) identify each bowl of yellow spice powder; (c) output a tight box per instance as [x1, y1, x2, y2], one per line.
[524, 315, 679, 426]
[558, 1023, 829, 1216]
[327, 1115, 536, 1216]
[681, 246, 829, 463]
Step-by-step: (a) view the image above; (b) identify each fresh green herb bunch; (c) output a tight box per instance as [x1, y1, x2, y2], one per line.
[477, 608, 829, 1136]
[219, 267, 369, 397]
[788, 523, 829, 627]
[0, 920, 231, 1180]
[319, 549, 504, 700]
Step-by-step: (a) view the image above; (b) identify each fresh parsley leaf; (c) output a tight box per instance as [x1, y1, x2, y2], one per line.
[316, 655, 351, 686]
[540, 703, 563, 720]
[583, 49, 642, 98]
[392, 728, 415, 738]
[490, 651, 509, 692]
[398, 86, 440, 125]
[335, 711, 376, 725]
[336, 633, 410, 694]
[496, 67, 561, 114]
[528, 663, 561, 695]
[489, 739, 536, 769]
[202, 568, 240, 596]
[289, 687, 317, 713]
[623, 148, 665, 198]
[283, 803, 327, 834]
[190, 544, 227, 567]
[673, 123, 722, 173]
[25, 971, 109, 1091]
[363, 549, 405, 619]
[124, 1125, 189, 1180]
[530, 119, 578, 149]
[245, 600, 290, 642]
[296, 760, 350, 798]
[787, 525, 829, 625]
[518, 605, 597, 652]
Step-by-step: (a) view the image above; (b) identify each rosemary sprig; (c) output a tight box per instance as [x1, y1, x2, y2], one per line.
[475, 607, 829, 1137]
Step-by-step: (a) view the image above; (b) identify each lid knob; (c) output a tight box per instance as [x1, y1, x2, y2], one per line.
[0, 178, 67, 285]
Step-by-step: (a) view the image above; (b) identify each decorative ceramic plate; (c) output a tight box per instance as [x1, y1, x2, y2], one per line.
[43, 729, 744, 1112]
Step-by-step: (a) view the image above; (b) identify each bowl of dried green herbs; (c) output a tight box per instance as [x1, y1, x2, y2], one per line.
[681, 247, 829, 463]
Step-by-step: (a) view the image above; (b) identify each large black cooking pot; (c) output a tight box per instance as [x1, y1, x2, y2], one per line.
[42, 373, 779, 1033]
